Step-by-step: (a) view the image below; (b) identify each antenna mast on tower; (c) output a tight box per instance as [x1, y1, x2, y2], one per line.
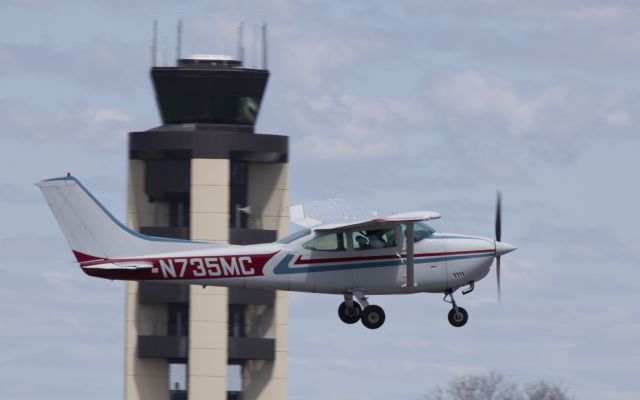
[175, 18, 183, 64]
[237, 22, 245, 65]
[151, 18, 158, 67]
[262, 23, 268, 70]
[253, 24, 258, 69]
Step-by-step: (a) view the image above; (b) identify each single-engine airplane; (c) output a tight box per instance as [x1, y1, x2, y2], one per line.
[37, 175, 516, 329]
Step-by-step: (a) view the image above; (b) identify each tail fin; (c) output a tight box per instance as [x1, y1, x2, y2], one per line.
[37, 176, 216, 261]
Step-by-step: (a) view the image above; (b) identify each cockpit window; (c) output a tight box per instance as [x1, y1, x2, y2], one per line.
[276, 228, 311, 244]
[303, 232, 347, 251]
[402, 222, 435, 243]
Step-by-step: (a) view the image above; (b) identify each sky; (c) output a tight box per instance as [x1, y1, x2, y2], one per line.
[0, 1, 639, 399]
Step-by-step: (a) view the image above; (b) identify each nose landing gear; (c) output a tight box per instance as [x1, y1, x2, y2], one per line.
[444, 290, 469, 328]
[338, 290, 386, 329]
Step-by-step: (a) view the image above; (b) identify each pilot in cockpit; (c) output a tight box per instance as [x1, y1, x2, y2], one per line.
[366, 230, 386, 249]
[355, 235, 369, 250]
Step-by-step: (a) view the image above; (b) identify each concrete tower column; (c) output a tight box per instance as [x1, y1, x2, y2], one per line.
[125, 160, 170, 400]
[188, 159, 230, 400]
[243, 162, 289, 399]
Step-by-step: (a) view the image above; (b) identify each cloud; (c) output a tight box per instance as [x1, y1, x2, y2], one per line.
[0, 98, 135, 151]
[395, 1, 640, 32]
[4, 0, 191, 9]
[4, 0, 54, 6]
[275, 28, 389, 90]
[430, 71, 635, 139]
[518, 2, 640, 31]
[0, 40, 148, 95]
[605, 110, 633, 127]
[289, 89, 427, 160]
[422, 70, 638, 165]
[0, 182, 41, 204]
[0, 233, 123, 399]
[363, 1, 640, 76]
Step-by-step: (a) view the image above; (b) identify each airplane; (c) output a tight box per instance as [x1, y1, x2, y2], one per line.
[37, 175, 516, 329]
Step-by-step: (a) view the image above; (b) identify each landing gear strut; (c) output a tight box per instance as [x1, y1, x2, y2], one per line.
[444, 290, 469, 328]
[338, 290, 386, 329]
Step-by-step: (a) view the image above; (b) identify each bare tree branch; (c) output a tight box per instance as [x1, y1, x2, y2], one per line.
[425, 372, 575, 400]
[525, 380, 571, 400]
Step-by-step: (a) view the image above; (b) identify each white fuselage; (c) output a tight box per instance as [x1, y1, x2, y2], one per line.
[82, 232, 496, 295]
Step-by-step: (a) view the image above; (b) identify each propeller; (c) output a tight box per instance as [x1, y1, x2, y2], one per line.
[495, 190, 516, 301]
[492, 191, 516, 301]
[495, 191, 502, 301]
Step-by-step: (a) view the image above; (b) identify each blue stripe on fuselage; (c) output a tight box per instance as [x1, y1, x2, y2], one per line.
[272, 252, 494, 275]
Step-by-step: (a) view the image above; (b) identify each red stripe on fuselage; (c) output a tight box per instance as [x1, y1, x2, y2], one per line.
[293, 249, 495, 265]
[79, 252, 279, 281]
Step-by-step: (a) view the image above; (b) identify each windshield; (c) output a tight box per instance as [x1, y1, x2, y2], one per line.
[414, 222, 436, 241]
[276, 228, 311, 244]
[401, 222, 435, 243]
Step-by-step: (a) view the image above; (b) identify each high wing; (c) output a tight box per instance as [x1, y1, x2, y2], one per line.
[314, 211, 441, 232]
[290, 199, 440, 230]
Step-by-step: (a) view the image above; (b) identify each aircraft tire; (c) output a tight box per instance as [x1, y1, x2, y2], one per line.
[338, 301, 362, 324]
[447, 307, 468, 327]
[361, 305, 385, 329]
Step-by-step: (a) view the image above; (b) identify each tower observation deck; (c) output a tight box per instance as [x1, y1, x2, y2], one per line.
[152, 55, 268, 127]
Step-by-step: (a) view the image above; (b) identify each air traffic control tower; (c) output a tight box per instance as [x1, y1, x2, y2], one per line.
[125, 26, 288, 400]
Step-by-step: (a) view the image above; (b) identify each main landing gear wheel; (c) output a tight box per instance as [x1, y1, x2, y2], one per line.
[338, 301, 362, 324]
[447, 307, 468, 327]
[361, 305, 386, 329]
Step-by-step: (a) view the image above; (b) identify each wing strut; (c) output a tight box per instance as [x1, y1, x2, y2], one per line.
[405, 222, 416, 288]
